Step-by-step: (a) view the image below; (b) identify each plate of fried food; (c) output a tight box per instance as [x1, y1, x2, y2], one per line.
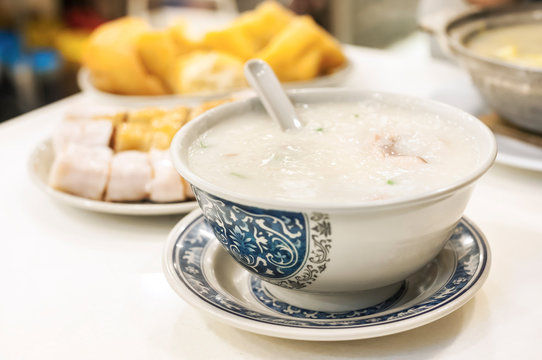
[28, 101, 228, 215]
[78, 1, 350, 105]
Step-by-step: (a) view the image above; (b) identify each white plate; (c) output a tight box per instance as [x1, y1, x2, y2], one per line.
[77, 60, 352, 107]
[163, 210, 491, 341]
[494, 135, 542, 172]
[28, 139, 198, 215]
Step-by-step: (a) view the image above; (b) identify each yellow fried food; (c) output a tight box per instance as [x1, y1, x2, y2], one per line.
[83, 17, 166, 95]
[149, 107, 190, 149]
[168, 21, 202, 53]
[256, 16, 346, 82]
[168, 51, 245, 94]
[114, 122, 152, 152]
[315, 25, 348, 71]
[136, 31, 181, 92]
[203, 25, 257, 60]
[99, 101, 232, 151]
[83, 2, 346, 96]
[126, 108, 167, 124]
[113, 107, 191, 151]
[149, 132, 173, 150]
[233, 1, 294, 50]
[155, 106, 190, 129]
[203, 1, 293, 60]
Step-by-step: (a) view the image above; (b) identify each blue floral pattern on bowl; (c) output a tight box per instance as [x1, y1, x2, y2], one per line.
[193, 187, 332, 289]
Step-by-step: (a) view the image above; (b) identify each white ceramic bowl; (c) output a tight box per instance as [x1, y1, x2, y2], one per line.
[170, 88, 496, 312]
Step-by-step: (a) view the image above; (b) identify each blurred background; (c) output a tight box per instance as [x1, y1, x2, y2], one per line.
[0, 0, 420, 122]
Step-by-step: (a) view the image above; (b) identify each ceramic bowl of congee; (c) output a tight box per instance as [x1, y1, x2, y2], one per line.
[170, 88, 496, 312]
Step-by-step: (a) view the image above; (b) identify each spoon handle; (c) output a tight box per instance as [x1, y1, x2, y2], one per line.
[244, 59, 303, 131]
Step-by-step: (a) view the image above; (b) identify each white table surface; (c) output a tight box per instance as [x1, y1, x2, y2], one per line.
[1, 45, 542, 360]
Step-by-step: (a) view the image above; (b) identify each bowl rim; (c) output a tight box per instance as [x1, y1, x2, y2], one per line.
[445, 3, 542, 74]
[170, 88, 497, 213]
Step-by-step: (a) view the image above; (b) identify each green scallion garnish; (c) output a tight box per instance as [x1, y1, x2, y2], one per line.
[230, 172, 247, 179]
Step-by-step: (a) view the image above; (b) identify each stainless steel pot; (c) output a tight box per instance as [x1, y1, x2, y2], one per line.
[445, 5, 542, 134]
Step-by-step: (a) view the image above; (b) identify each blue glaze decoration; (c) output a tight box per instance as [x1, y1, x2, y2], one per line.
[192, 187, 332, 288]
[252, 277, 406, 319]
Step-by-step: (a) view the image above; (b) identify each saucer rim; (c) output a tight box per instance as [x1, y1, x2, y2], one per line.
[163, 210, 491, 341]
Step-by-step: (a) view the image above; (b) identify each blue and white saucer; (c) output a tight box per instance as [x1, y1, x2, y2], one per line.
[163, 210, 491, 341]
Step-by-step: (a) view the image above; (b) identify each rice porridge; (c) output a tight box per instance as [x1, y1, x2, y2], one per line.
[467, 23, 542, 68]
[187, 99, 481, 204]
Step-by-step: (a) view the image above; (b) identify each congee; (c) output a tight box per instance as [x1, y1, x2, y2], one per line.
[467, 23, 542, 68]
[187, 98, 482, 204]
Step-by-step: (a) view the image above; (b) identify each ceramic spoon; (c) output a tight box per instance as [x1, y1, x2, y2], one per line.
[244, 59, 303, 131]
